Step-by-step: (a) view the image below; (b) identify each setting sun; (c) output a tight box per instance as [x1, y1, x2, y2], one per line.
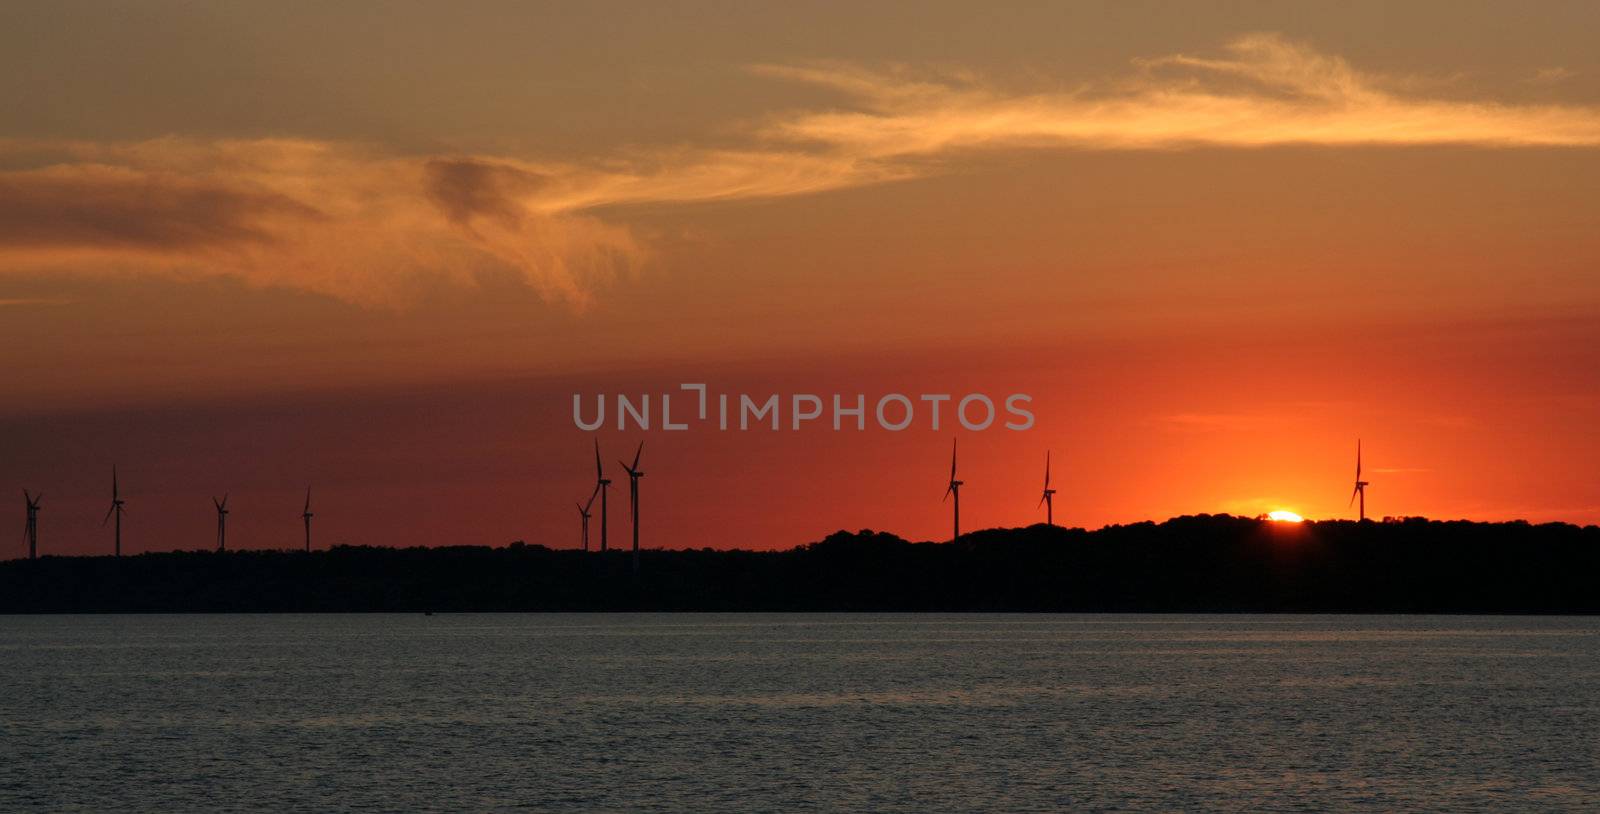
[1267, 510, 1305, 523]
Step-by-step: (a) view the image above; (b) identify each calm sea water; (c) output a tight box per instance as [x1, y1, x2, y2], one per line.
[1, 614, 1597, 812]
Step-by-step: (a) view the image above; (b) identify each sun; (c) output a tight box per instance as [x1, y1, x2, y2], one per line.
[1267, 510, 1305, 523]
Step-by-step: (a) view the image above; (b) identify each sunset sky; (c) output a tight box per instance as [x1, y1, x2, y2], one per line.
[4, 1, 1600, 556]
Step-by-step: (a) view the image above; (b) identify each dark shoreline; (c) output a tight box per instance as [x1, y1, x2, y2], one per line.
[4, 515, 1598, 614]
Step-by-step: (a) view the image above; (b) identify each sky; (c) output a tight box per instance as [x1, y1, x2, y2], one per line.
[4, 1, 1600, 556]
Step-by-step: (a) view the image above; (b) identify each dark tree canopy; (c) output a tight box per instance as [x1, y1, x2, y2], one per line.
[3, 516, 1597, 613]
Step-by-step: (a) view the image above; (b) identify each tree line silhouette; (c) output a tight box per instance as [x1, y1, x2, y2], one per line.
[2, 515, 1596, 613]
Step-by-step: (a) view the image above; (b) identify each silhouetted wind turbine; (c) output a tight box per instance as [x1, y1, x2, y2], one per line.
[1039, 450, 1056, 526]
[943, 438, 963, 540]
[103, 465, 126, 556]
[213, 494, 229, 552]
[1350, 440, 1369, 521]
[594, 439, 611, 552]
[577, 485, 598, 552]
[302, 487, 314, 552]
[619, 441, 643, 574]
[23, 490, 41, 560]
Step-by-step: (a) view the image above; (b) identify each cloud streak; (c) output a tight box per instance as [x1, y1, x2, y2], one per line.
[4, 34, 1598, 306]
[756, 33, 1600, 154]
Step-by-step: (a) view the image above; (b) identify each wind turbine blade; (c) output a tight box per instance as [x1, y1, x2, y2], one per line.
[112, 465, 118, 498]
[1356, 439, 1362, 478]
[304, 487, 311, 514]
[943, 484, 953, 502]
[631, 441, 643, 471]
[1038, 494, 1046, 508]
[1349, 486, 1359, 508]
[950, 438, 957, 479]
[1044, 450, 1050, 488]
[213, 497, 222, 511]
[102, 504, 115, 526]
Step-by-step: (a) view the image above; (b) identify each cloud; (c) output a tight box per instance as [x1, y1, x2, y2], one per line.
[1527, 67, 1577, 85]
[4, 34, 1599, 307]
[0, 164, 320, 250]
[424, 158, 550, 228]
[0, 140, 902, 307]
[0, 140, 645, 307]
[756, 33, 1600, 154]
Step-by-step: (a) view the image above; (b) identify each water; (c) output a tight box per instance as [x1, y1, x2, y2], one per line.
[1, 615, 1597, 812]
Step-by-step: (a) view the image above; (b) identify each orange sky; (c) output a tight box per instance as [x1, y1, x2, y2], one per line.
[3, 2, 1599, 555]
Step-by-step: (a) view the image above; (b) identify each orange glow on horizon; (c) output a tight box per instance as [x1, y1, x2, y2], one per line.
[2, 8, 1600, 554]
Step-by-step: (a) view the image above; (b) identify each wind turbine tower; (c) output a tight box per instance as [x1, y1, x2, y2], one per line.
[619, 442, 644, 574]
[103, 465, 127, 556]
[23, 490, 41, 560]
[943, 438, 963, 540]
[1350, 440, 1370, 521]
[1039, 451, 1056, 526]
[594, 439, 611, 552]
[577, 485, 598, 551]
[302, 487, 314, 552]
[214, 494, 229, 552]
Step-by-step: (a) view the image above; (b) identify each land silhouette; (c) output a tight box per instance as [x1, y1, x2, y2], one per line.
[3, 515, 1598, 613]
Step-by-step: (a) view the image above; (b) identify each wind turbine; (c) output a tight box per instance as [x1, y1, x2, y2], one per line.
[1039, 450, 1056, 526]
[594, 439, 611, 552]
[23, 490, 40, 560]
[577, 485, 598, 551]
[102, 465, 126, 556]
[302, 487, 314, 552]
[618, 441, 643, 574]
[213, 494, 229, 552]
[943, 438, 963, 540]
[1349, 440, 1369, 521]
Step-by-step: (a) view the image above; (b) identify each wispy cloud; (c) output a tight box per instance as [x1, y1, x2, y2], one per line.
[1527, 67, 1577, 85]
[756, 33, 1600, 154]
[4, 33, 1598, 307]
[0, 140, 647, 308]
[0, 140, 909, 308]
